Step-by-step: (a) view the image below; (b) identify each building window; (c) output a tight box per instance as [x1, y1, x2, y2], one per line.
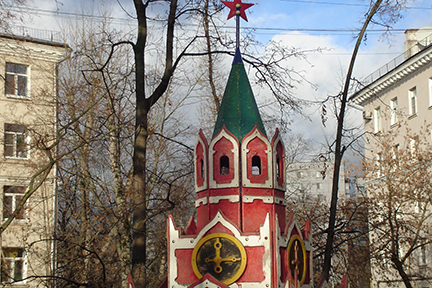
[390, 97, 398, 125]
[200, 159, 204, 179]
[409, 87, 417, 115]
[429, 78, 432, 107]
[251, 155, 261, 175]
[374, 106, 381, 133]
[1, 248, 24, 283]
[391, 144, 399, 171]
[220, 156, 229, 175]
[4, 124, 29, 159]
[376, 152, 383, 177]
[5, 63, 28, 98]
[409, 139, 416, 157]
[316, 183, 323, 190]
[3, 186, 25, 220]
[419, 246, 427, 266]
[276, 157, 280, 178]
[393, 144, 399, 158]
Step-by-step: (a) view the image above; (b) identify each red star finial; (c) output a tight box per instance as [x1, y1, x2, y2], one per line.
[222, 0, 254, 22]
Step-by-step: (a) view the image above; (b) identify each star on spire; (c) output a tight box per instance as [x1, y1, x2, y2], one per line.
[222, 0, 254, 22]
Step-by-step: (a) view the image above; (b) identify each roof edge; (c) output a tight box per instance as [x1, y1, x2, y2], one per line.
[0, 33, 69, 49]
[350, 44, 432, 105]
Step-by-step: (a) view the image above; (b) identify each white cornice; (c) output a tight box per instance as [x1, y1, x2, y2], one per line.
[0, 39, 70, 62]
[351, 46, 432, 106]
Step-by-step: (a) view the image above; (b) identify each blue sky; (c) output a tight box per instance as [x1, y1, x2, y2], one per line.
[21, 0, 432, 159]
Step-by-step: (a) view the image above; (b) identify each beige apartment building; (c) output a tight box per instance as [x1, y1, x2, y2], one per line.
[0, 32, 69, 286]
[351, 27, 432, 288]
[286, 161, 349, 203]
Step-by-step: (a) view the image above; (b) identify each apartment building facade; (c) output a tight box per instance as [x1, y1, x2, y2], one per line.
[0, 33, 69, 286]
[351, 27, 432, 288]
[286, 160, 349, 203]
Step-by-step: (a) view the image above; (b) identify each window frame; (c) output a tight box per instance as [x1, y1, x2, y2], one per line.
[419, 246, 427, 267]
[219, 155, 230, 175]
[2, 186, 27, 221]
[408, 86, 417, 116]
[4, 124, 29, 159]
[5, 62, 29, 99]
[251, 155, 261, 175]
[1, 247, 26, 284]
[376, 152, 383, 177]
[429, 78, 432, 107]
[374, 106, 382, 133]
[390, 97, 398, 125]
[409, 138, 417, 157]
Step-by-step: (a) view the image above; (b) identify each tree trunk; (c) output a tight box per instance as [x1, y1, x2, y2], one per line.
[392, 256, 413, 288]
[204, 0, 220, 114]
[131, 0, 178, 285]
[322, 0, 383, 280]
[131, 0, 148, 286]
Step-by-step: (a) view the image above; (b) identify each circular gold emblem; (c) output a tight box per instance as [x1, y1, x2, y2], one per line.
[287, 235, 307, 285]
[191, 233, 247, 285]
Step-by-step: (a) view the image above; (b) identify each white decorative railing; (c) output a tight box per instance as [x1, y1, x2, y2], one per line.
[7, 26, 62, 43]
[362, 33, 432, 85]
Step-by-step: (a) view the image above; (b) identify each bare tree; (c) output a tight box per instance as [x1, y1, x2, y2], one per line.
[55, 6, 198, 286]
[321, 0, 416, 280]
[365, 123, 432, 288]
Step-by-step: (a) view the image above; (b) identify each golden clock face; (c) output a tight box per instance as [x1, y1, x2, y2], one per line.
[191, 233, 247, 285]
[287, 234, 307, 286]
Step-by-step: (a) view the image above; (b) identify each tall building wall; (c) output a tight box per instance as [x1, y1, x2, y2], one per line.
[286, 161, 348, 203]
[0, 34, 69, 287]
[352, 28, 432, 288]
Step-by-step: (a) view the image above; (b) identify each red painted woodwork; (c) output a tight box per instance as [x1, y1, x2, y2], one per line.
[280, 247, 288, 282]
[168, 127, 312, 288]
[275, 204, 286, 231]
[275, 140, 285, 187]
[195, 141, 205, 187]
[166, 48, 313, 287]
[242, 201, 271, 232]
[245, 136, 269, 183]
[187, 274, 230, 288]
[238, 247, 266, 282]
[271, 129, 286, 190]
[305, 251, 312, 284]
[196, 190, 210, 231]
[209, 200, 241, 228]
[213, 136, 236, 184]
[196, 201, 209, 231]
[243, 187, 272, 196]
[184, 216, 197, 235]
[195, 130, 209, 192]
[175, 249, 198, 284]
[207, 222, 237, 235]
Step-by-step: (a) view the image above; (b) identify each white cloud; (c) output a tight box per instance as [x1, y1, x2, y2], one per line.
[253, 31, 406, 157]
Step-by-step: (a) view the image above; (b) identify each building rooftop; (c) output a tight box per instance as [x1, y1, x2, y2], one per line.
[0, 26, 67, 48]
[212, 48, 267, 141]
[350, 29, 432, 105]
[361, 31, 432, 87]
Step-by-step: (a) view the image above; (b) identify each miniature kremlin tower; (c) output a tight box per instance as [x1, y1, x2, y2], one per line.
[163, 1, 313, 287]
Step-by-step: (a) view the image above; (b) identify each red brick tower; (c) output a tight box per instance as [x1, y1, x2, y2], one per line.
[163, 2, 313, 288]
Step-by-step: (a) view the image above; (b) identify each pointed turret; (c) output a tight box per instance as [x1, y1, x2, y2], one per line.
[212, 48, 266, 141]
[164, 2, 313, 288]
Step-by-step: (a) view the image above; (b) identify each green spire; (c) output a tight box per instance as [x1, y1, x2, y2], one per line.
[212, 58, 266, 141]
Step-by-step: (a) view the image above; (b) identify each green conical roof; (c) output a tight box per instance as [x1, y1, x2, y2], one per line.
[212, 56, 266, 141]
